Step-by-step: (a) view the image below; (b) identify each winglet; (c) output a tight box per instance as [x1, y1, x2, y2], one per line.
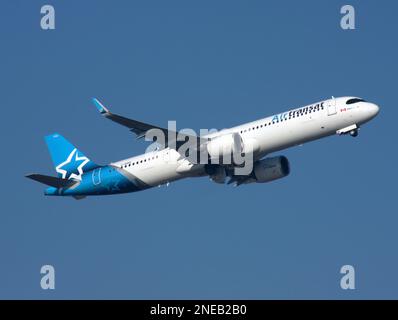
[92, 98, 110, 114]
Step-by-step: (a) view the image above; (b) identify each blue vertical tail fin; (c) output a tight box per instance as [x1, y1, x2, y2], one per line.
[44, 133, 99, 180]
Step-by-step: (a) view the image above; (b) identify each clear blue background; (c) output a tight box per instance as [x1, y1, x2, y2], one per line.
[0, 0, 396, 299]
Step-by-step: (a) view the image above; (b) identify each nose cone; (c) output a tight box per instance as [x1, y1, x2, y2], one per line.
[366, 102, 380, 119]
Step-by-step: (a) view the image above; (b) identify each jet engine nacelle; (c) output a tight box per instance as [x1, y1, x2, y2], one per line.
[253, 156, 290, 183]
[206, 132, 243, 162]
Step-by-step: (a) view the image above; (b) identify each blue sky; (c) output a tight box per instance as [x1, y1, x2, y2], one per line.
[0, 0, 397, 299]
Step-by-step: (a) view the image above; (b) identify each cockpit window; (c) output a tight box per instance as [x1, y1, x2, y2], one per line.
[346, 98, 366, 105]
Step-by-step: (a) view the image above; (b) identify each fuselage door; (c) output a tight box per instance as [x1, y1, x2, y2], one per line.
[326, 98, 337, 116]
[92, 167, 102, 185]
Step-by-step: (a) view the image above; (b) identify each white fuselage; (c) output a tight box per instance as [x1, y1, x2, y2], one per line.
[111, 97, 379, 187]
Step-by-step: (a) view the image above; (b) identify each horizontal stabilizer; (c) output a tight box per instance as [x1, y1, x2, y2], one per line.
[25, 174, 76, 188]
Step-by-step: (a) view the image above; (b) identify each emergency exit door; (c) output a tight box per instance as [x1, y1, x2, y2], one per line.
[326, 98, 337, 116]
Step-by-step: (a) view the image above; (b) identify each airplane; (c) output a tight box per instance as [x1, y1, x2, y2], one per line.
[26, 96, 379, 199]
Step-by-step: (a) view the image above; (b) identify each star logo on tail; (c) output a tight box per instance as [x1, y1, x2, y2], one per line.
[56, 148, 89, 181]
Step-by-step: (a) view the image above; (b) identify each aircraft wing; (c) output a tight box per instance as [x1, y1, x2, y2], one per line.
[92, 98, 206, 150]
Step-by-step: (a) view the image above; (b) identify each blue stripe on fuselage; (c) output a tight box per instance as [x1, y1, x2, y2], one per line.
[44, 165, 148, 196]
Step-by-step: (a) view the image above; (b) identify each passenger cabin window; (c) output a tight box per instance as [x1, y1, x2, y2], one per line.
[346, 98, 365, 105]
